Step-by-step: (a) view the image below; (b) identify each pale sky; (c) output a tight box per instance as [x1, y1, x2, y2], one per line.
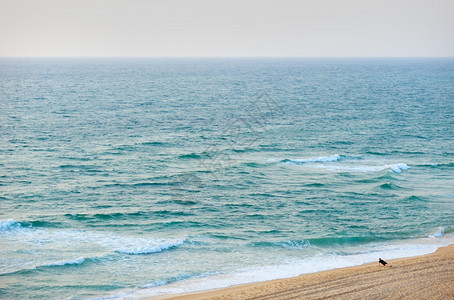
[0, 0, 453, 57]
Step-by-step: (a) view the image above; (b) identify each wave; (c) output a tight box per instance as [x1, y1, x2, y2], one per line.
[249, 235, 395, 250]
[27, 226, 187, 256]
[1, 220, 188, 275]
[281, 154, 341, 164]
[379, 182, 402, 190]
[139, 272, 212, 290]
[1, 256, 89, 276]
[65, 211, 147, 221]
[44, 257, 86, 267]
[0, 219, 20, 231]
[251, 240, 312, 250]
[389, 163, 411, 173]
[140, 141, 168, 146]
[115, 238, 186, 255]
[303, 182, 326, 187]
[416, 162, 454, 169]
[101, 182, 170, 189]
[58, 164, 102, 172]
[0, 219, 61, 233]
[252, 237, 379, 249]
[429, 227, 445, 238]
[1, 231, 186, 274]
[178, 153, 203, 159]
[279, 154, 411, 173]
[310, 163, 410, 173]
[157, 220, 204, 229]
[428, 227, 454, 238]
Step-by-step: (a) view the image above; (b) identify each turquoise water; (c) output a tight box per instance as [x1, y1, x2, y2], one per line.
[1, 58, 453, 299]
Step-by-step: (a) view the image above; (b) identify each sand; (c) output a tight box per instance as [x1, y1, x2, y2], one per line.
[146, 244, 454, 300]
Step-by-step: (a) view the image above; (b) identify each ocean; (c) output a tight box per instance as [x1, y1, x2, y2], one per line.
[0, 58, 453, 299]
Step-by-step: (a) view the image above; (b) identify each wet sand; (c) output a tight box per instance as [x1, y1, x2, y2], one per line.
[147, 244, 454, 299]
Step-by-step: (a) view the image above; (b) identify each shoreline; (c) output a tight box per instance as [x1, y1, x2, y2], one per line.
[144, 244, 454, 299]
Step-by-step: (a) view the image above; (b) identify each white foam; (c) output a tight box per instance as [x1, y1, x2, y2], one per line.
[0, 256, 89, 275]
[49, 257, 85, 266]
[280, 154, 411, 174]
[311, 163, 411, 173]
[0, 224, 186, 275]
[0, 219, 20, 231]
[116, 238, 186, 255]
[46, 257, 86, 267]
[390, 163, 411, 173]
[429, 227, 445, 238]
[2, 224, 185, 255]
[284, 154, 341, 164]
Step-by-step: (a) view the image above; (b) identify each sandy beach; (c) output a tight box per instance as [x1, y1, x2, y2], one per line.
[147, 244, 454, 300]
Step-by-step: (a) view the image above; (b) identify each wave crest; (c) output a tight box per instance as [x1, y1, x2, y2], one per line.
[252, 240, 312, 250]
[0, 219, 21, 232]
[116, 238, 186, 255]
[45, 257, 86, 267]
[279, 155, 411, 174]
[429, 227, 446, 238]
[323, 163, 411, 173]
[282, 154, 341, 164]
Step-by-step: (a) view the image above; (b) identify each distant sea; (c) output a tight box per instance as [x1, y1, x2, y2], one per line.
[1, 58, 453, 299]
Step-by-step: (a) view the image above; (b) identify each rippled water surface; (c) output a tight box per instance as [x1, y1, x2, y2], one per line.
[1, 58, 453, 299]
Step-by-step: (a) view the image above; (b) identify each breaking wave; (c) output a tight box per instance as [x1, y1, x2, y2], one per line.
[115, 239, 186, 255]
[281, 154, 342, 164]
[0, 219, 20, 232]
[315, 163, 411, 173]
[279, 155, 410, 173]
[44, 257, 86, 267]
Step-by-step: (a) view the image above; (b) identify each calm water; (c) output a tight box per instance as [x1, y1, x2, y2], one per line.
[1, 58, 453, 299]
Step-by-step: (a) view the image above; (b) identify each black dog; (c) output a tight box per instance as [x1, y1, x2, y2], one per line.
[378, 258, 388, 266]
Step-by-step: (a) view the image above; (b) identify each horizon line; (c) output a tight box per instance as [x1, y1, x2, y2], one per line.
[1, 56, 454, 59]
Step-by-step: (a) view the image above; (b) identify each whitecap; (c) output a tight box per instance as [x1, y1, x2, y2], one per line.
[390, 163, 411, 173]
[0, 257, 88, 275]
[116, 238, 186, 255]
[46, 257, 86, 267]
[311, 163, 411, 173]
[280, 155, 411, 174]
[283, 154, 341, 164]
[429, 227, 445, 238]
[0, 219, 20, 231]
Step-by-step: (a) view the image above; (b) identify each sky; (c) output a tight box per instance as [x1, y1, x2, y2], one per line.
[0, 0, 453, 57]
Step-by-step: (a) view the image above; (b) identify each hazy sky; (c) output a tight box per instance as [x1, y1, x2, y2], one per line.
[1, 0, 453, 57]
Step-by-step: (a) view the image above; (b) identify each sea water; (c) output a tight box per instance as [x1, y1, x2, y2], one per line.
[0, 58, 453, 299]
